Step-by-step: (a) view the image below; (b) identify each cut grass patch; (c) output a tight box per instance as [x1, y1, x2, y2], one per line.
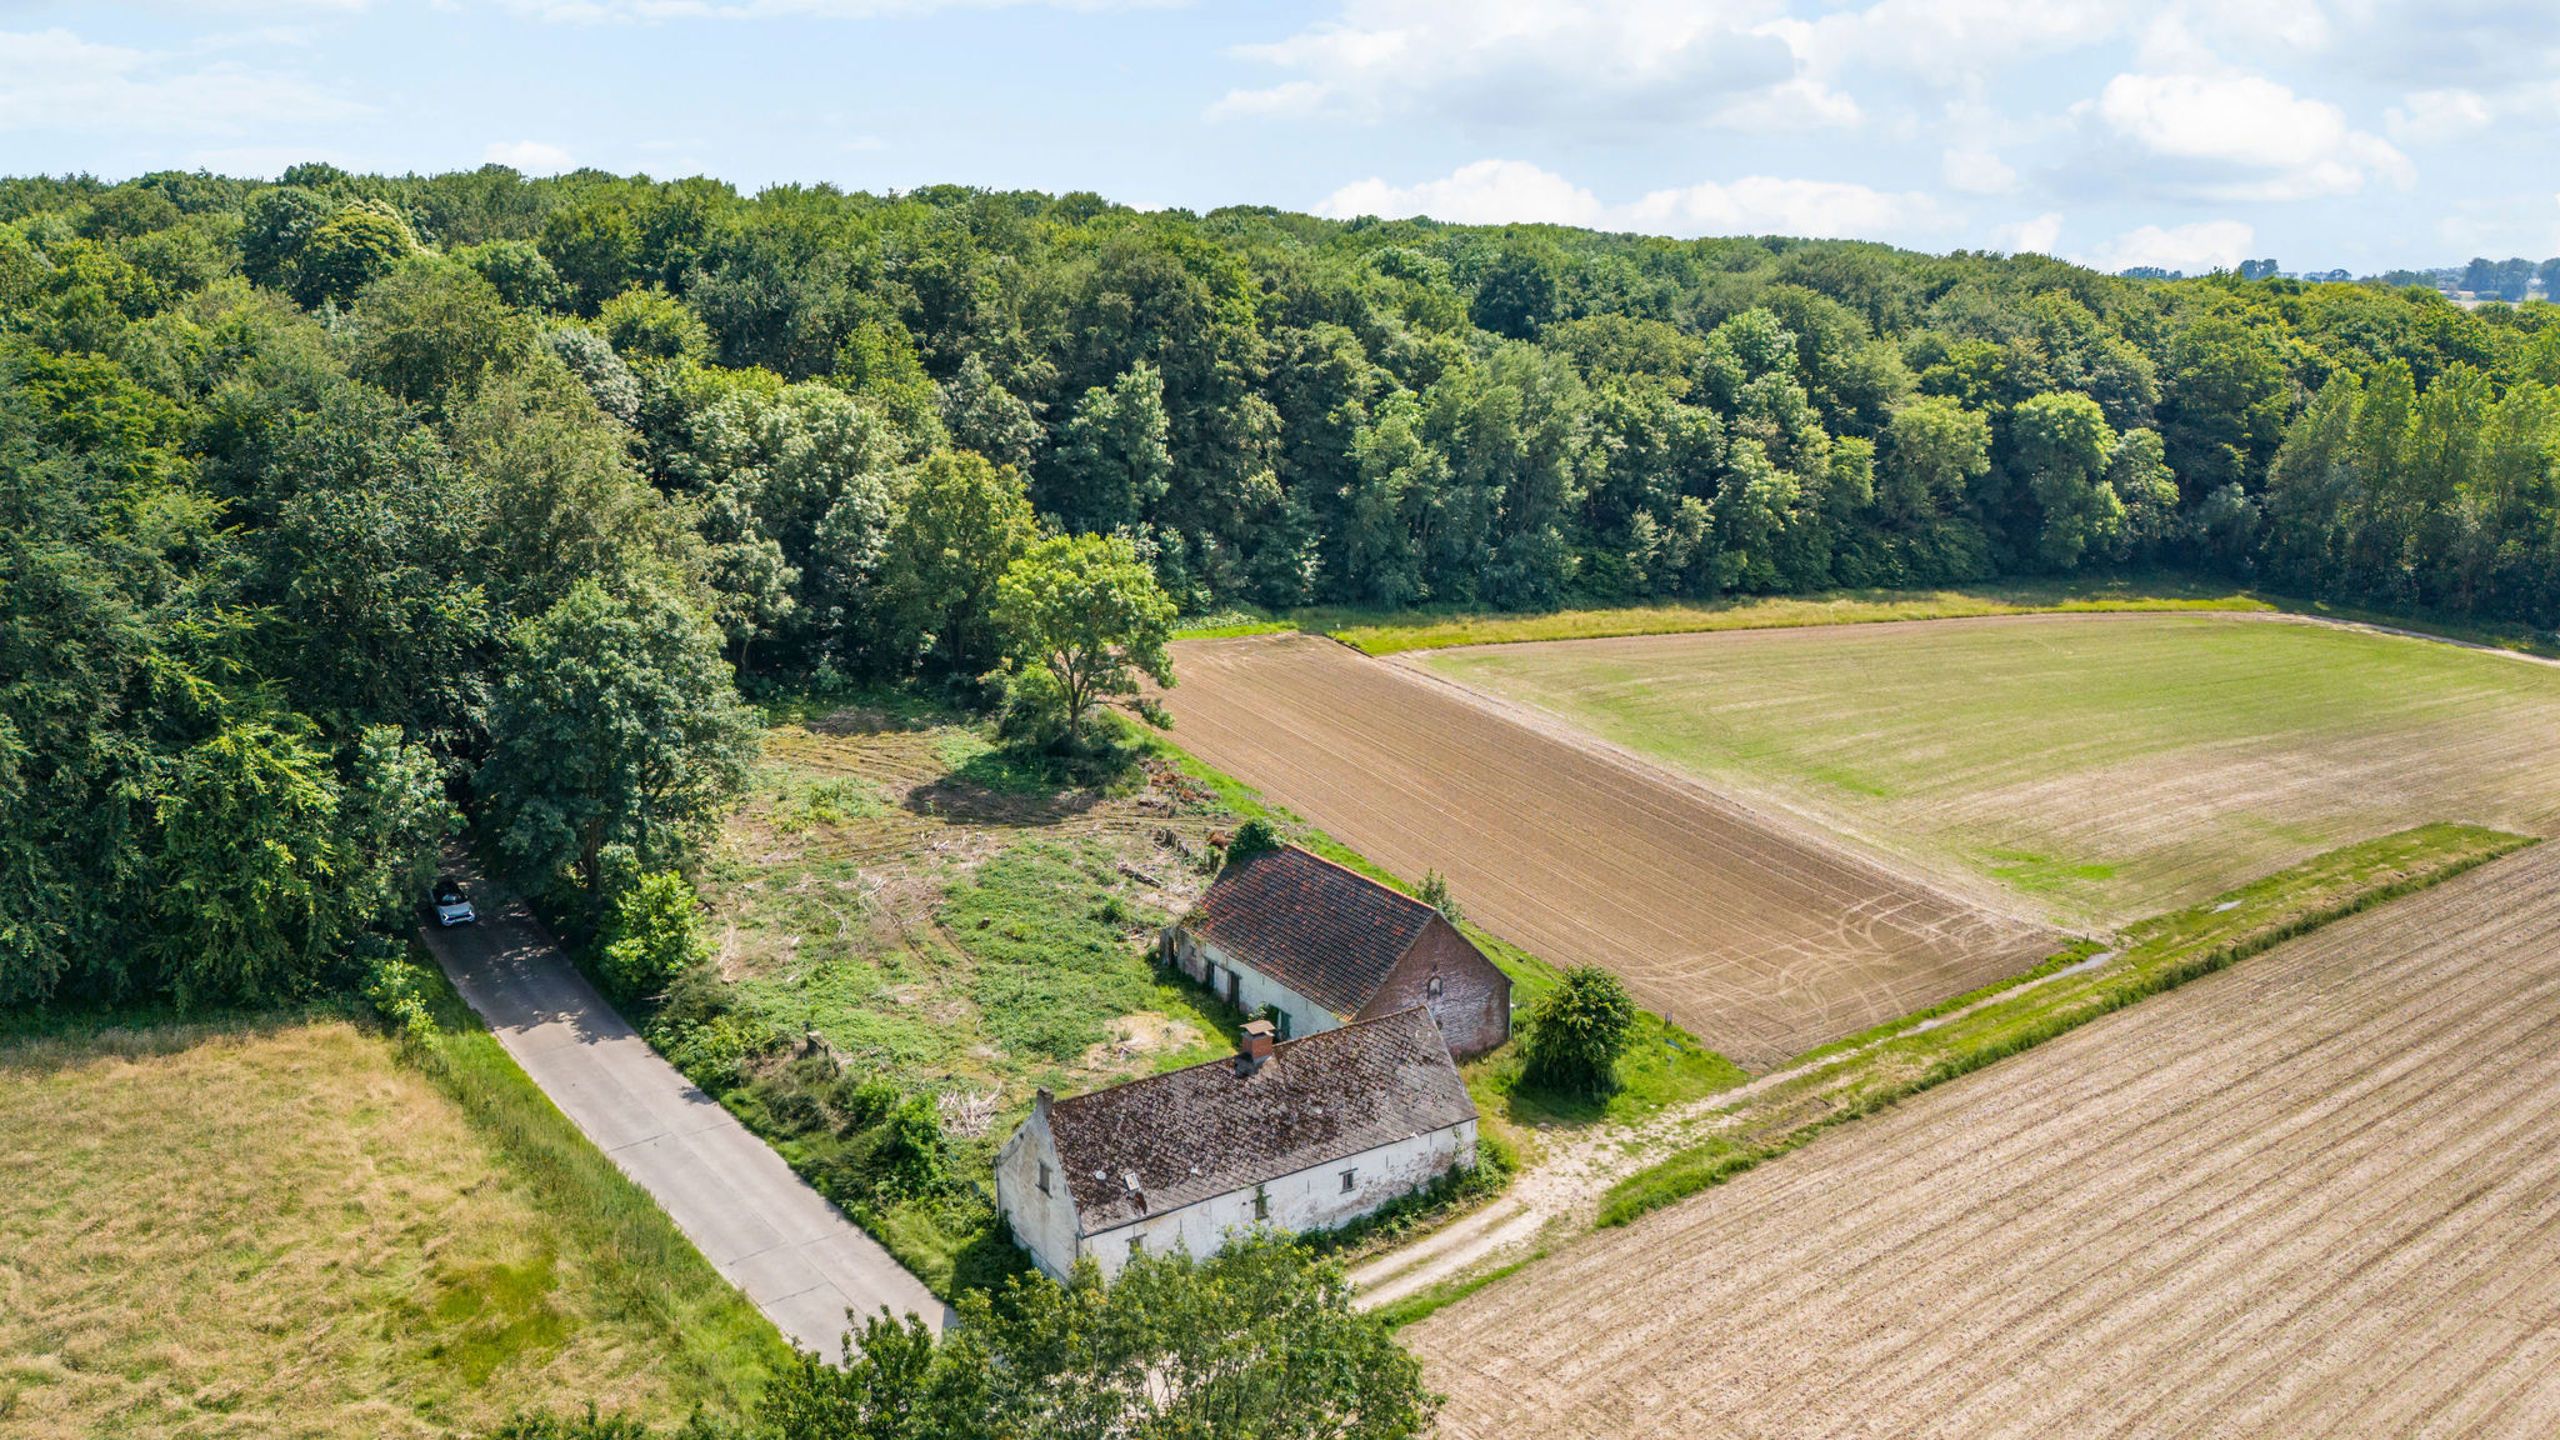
[0, 1000, 777, 1440]
[1425, 610, 2560, 925]
[1594, 822, 2534, 1230]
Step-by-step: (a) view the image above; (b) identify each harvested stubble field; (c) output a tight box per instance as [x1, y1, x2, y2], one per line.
[1159, 634, 2059, 1068]
[0, 1019, 748, 1439]
[1421, 612, 2560, 927]
[1414, 843, 2560, 1440]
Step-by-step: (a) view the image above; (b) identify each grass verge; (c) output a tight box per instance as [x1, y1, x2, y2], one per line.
[1371, 1250, 1546, 1331]
[405, 960, 787, 1405]
[1595, 822, 2534, 1229]
[1174, 574, 2559, 661]
[1301, 575, 2268, 656]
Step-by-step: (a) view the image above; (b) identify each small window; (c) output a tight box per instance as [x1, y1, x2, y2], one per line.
[1253, 1188, 1269, 1222]
[1427, 975, 1445, 999]
[1036, 1161, 1051, 1196]
[1340, 1168, 1357, 1193]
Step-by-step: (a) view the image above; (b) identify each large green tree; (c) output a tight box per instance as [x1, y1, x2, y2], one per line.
[477, 579, 759, 902]
[880, 450, 1038, 678]
[757, 1235, 1433, 1440]
[994, 534, 1176, 749]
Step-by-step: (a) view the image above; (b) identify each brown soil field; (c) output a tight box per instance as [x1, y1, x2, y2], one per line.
[1159, 634, 2059, 1068]
[1413, 844, 2560, 1440]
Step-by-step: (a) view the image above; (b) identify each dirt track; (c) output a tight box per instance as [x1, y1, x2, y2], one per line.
[1413, 844, 2560, 1440]
[1160, 634, 2057, 1067]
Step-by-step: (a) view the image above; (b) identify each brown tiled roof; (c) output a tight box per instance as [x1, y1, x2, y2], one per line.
[1045, 1007, 1476, 1235]
[1182, 845, 1436, 1016]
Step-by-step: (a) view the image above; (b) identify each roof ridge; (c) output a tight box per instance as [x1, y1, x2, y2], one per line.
[1047, 1004, 1437, 1114]
[1257, 843, 1435, 913]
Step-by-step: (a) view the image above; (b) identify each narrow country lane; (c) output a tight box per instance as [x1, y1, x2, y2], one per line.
[416, 859, 951, 1355]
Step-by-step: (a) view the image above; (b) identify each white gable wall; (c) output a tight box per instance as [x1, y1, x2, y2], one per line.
[1076, 1116, 1477, 1279]
[993, 1101, 1083, 1282]
[1166, 928, 1343, 1042]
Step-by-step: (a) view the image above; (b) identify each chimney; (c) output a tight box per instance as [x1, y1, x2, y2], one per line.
[1235, 1018, 1276, 1075]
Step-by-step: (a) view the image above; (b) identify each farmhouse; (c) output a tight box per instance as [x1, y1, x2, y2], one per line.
[994, 1007, 1480, 1281]
[1164, 844, 1512, 1058]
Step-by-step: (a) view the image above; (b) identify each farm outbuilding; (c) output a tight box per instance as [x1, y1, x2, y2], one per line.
[1163, 844, 1512, 1059]
[994, 1007, 1480, 1281]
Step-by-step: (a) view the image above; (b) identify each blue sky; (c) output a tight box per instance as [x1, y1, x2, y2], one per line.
[3, 1, 2555, 274]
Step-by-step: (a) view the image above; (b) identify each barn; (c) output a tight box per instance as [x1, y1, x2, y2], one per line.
[994, 1007, 1480, 1281]
[1163, 844, 1512, 1058]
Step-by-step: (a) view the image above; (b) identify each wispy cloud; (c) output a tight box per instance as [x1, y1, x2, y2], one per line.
[0, 26, 368, 135]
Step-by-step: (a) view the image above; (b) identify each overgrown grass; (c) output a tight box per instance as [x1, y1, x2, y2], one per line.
[1303, 575, 2270, 656]
[694, 707, 1256, 1298]
[1594, 823, 2533, 1229]
[0, 996, 777, 1439]
[1179, 574, 2559, 660]
[945, 841, 1232, 1064]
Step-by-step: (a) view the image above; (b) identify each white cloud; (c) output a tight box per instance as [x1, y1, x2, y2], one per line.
[1215, 0, 1823, 137]
[1621, 175, 1946, 238]
[503, 0, 1168, 17]
[0, 27, 367, 135]
[1315, 159, 1606, 227]
[1807, 0, 2127, 82]
[1993, 211, 2064, 253]
[1711, 75, 1861, 131]
[1317, 158, 1946, 241]
[2387, 88, 2494, 143]
[484, 138, 574, 171]
[2089, 70, 2413, 200]
[2080, 218, 2254, 274]
[1942, 148, 2018, 195]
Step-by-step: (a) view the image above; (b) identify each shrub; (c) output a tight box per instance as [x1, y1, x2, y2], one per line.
[649, 1013, 779, 1093]
[829, 1074, 903, 1133]
[875, 1095, 949, 1197]
[1418, 868, 1462, 923]
[1521, 965, 1635, 1100]
[598, 871, 710, 1002]
[1226, 817, 1281, 864]
[362, 950, 441, 1053]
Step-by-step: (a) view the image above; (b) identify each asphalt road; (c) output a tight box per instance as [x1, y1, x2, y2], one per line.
[417, 864, 950, 1355]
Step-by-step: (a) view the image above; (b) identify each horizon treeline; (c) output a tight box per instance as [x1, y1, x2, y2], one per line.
[7, 162, 2560, 1007]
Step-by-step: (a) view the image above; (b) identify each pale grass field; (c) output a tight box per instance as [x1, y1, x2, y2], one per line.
[0, 1019, 695, 1439]
[1423, 613, 2560, 926]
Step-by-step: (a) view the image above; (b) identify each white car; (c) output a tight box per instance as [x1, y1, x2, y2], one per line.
[431, 878, 478, 927]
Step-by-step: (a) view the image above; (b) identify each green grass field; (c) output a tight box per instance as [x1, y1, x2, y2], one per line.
[0, 1002, 777, 1440]
[1424, 613, 2560, 925]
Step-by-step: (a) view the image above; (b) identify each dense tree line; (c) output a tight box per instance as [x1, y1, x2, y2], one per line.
[7, 162, 2560, 1008]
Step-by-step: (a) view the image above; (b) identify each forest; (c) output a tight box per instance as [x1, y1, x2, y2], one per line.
[6, 162, 2560, 1016]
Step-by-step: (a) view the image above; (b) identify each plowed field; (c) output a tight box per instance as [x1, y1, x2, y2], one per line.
[1422, 612, 2560, 926]
[1160, 635, 2058, 1068]
[1413, 844, 2560, 1440]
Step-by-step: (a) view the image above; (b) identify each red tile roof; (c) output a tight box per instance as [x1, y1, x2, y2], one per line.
[1182, 845, 1438, 1016]
[1045, 1006, 1476, 1234]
